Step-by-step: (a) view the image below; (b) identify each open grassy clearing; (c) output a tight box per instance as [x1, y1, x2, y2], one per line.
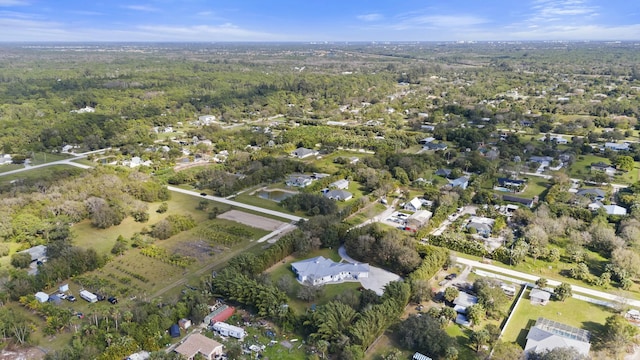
[445, 323, 480, 360]
[519, 177, 549, 198]
[569, 154, 611, 178]
[344, 203, 387, 227]
[455, 252, 640, 296]
[0, 164, 83, 184]
[28, 152, 74, 165]
[72, 191, 216, 254]
[312, 150, 367, 173]
[501, 288, 613, 347]
[365, 330, 413, 360]
[0, 163, 24, 173]
[232, 193, 304, 217]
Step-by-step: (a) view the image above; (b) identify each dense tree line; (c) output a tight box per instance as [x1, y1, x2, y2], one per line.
[344, 224, 421, 276]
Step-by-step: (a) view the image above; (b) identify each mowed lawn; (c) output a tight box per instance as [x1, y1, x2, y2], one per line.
[502, 288, 614, 347]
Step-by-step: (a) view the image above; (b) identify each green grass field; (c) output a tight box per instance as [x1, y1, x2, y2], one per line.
[232, 193, 303, 217]
[454, 251, 640, 297]
[0, 164, 83, 184]
[569, 154, 610, 179]
[519, 177, 549, 198]
[72, 191, 215, 254]
[501, 288, 614, 346]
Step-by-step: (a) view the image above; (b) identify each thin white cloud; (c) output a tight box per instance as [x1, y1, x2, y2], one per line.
[122, 5, 159, 12]
[529, 0, 598, 23]
[357, 13, 382, 22]
[0, 0, 29, 6]
[69, 10, 103, 16]
[137, 23, 281, 41]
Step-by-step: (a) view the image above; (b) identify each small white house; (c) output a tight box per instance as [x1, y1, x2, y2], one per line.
[59, 284, 69, 293]
[35, 292, 49, 303]
[212, 322, 246, 339]
[329, 179, 349, 190]
[404, 197, 423, 212]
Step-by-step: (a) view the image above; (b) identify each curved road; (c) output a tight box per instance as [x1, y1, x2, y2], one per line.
[456, 257, 640, 308]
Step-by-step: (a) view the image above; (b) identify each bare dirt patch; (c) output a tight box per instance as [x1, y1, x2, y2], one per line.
[172, 240, 223, 262]
[0, 347, 45, 360]
[218, 210, 286, 231]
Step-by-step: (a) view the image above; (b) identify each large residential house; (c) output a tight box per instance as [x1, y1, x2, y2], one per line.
[590, 162, 616, 177]
[576, 188, 606, 201]
[405, 210, 432, 231]
[422, 142, 448, 151]
[291, 256, 369, 286]
[496, 177, 526, 192]
[604, 142, 630, 152]
[286, 175, 314, 188]
[525, 318, 591, 358]
[502, 195, 535, 208]
[538, 135, 568, 144]
[529, 156, 554, 164]
[329, 179, 349, 190]
[323, 189, 353, 201]
[466, 216, 495, 237]
[174, 334, 224, 360]
[291, 147, 319, 159]
[448, 176, 469, 190]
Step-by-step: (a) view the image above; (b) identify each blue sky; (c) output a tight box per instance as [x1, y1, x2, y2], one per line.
[0, 0, 639, 42]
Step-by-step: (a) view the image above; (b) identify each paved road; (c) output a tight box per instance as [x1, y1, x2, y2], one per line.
[456, 257, 640, 307]
[504, 169, 628, 191]
[0, 148, 109, 177]
[167, 186, 306, 222]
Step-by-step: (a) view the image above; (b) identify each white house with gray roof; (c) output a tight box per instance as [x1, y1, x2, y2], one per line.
[525, 318, 591, 357]
[291, 147, 319, 159]
[291, 256, 369, 286]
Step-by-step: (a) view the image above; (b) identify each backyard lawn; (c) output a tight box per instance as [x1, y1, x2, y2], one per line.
[501, 288, 614, 347]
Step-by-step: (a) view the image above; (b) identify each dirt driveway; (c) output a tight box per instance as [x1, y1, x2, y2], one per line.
[218, 210, 287, 231]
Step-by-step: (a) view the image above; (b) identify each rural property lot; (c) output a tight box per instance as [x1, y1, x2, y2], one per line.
[218, 210, 288, 231]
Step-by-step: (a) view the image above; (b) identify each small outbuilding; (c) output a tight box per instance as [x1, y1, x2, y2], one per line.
[35, 292, 49, 303]
[169, 324, 181, 338]
[530, 288, 551, 306]
[178, 318, 192, 330]
[413, 352, 433, 360]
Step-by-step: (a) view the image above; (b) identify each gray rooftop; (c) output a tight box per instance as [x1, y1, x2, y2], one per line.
[291, 256, 368, 282]
[525, 317, 591, 356]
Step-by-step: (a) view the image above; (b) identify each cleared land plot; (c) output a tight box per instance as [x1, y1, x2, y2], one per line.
[218, 210, 287, 231]
[501, 288, 613, 347]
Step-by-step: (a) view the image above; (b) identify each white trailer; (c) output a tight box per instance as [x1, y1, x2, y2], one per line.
[212, 322, 246, 339]
[80, 290, 98, 303]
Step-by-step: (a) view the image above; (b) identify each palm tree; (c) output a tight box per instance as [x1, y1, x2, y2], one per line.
[316, 340, 329, 359]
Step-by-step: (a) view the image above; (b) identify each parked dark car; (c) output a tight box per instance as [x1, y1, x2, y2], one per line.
[67, 295, 76, 302]
[445, 273, 457, 281]
[108, 297, 118, 304]
[96, 294, 106, 301]
[200, 193, 207, 196]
